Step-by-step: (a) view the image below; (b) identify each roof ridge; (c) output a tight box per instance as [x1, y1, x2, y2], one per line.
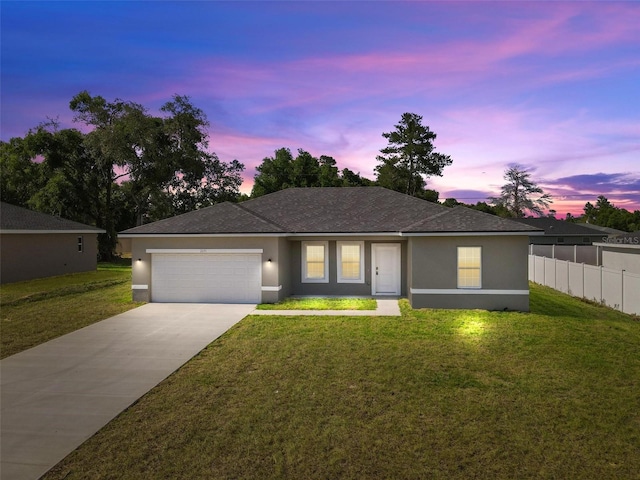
[400, 206, 452, 231]
[233, 202, 289, 232]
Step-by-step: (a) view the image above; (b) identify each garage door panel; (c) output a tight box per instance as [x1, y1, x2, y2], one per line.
[151, 253, 261, 303]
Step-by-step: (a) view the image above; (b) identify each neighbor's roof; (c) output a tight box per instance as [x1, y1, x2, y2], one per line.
[0, 202, 105, 233]
[576, 223, 626, 235]
[511, 217, 608, 236]
[119, 187, 541, 236]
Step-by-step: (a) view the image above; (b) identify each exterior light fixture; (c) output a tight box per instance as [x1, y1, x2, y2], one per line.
[137, 258, 142, 262]
[268, 258, 272, 263]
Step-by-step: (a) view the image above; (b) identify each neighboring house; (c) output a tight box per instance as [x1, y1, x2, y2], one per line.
[577, 223, 626, 237]
[511, 217, 609, 245]
[0, 202, 104, 284]
[593, 231, 640, 275]
[119, 187, 540, 311]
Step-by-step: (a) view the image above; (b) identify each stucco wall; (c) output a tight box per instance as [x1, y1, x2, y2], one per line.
[129, 236, 284, 302]
[0, 233, 99, 284]
[408, 235, 530, 311]
[288, 238, 406, 296]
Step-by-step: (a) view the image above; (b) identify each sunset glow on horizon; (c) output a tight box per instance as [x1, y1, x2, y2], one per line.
[2, 1, 638, 217]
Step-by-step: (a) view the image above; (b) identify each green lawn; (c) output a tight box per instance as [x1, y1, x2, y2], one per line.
[0, 262, 141, 359]
[42, 284, 640, 479]
[257, 297, 378, 310]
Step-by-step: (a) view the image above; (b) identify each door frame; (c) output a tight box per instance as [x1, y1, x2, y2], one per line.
[371, 243, 401, 295]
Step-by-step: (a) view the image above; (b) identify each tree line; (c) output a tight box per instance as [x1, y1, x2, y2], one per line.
[1, 92, 244, 258]
[2, 92, 637, 261]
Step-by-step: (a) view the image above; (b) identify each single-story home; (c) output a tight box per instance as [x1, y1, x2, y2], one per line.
[593, 231, 640, 275]
[0, 202, 105, 284]
[119, 187, 541, 311]
[511, 217, 611, 245]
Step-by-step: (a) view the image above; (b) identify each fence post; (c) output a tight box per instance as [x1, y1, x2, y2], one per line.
[574, 244, 577, 263]
[600, 265, 603, 303]
[622, 270, 625, 313]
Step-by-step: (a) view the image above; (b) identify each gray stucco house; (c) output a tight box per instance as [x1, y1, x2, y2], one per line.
[512, 217, 611, 245]
[0, 202, 104, 284]
[119, 187, 541, 311]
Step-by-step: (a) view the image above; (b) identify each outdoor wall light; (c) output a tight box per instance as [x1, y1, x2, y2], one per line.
[268, 258, 272, 263]
[137, 258, 142, 262]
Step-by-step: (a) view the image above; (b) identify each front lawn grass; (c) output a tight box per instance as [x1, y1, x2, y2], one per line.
[43, 284, 640, 479]
[257, 297, 377, 310]
[0, 263, 141, 358]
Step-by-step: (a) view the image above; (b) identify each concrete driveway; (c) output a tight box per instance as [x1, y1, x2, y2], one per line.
[0, 303, 255, 480]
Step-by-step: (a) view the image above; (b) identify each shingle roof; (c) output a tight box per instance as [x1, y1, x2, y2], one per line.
[511, 217, 608, 236]
[239, 187, 446, 233]
[120, 201, 286, 234]
[0, 202, 104, 232]
[119, 187, 541, 235]
[404, 206, 538, 233]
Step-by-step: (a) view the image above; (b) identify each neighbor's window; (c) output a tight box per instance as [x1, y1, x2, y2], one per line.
[302, 241, 328, 283]
[458, 246, 481, 288]
[77, 236, 84, 253]
[337, 241, 364, 283]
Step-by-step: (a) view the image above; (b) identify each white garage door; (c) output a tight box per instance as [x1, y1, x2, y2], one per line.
[151, 253, 261, 303]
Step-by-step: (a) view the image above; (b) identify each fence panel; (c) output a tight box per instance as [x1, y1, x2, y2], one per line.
[544, 258, 557, 288]
[555, 260, 569, 294]
[576, 246, 600, 265]
[554, 246, 576, 262]
[529, 255, 639, 316]
[602, 268, 623, 310]
[531, 245, 553, 258]
[623, 272, 640, 315]
[583, 265, 602, 302]
[568, 262, 584, 298]
[528, 255, 535, 281]
[529, 245, 600, 266]
[534, 256, 546, 284]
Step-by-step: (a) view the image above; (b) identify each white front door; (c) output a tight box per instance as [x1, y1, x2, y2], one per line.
[372, 244, 401, 295]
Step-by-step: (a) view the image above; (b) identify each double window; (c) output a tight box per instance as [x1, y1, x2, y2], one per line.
[77, 236, 84, 253]
[302, 241, 365, 283]
[458, 246, 481, 288]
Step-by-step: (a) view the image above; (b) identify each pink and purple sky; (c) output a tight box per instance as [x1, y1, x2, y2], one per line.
[2, 1, 639, 217]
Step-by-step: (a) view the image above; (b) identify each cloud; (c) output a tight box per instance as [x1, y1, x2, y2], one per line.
[440, 189, 494, 204]
[544, 173, 640, 210]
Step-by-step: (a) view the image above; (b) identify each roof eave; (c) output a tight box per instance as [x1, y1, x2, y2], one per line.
[118, 232, 288, 238]
[400, 230, 544, 236]
[1, 229, 105, 234]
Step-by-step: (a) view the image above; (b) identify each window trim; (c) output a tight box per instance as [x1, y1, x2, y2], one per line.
[457, 246, 481, 289]
[301, 241, 329, 283]
[77, 235, 84, 253]
[337, 241, 365, 284]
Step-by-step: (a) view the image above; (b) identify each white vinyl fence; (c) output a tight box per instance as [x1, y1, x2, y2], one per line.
[529, 255, 640, 316]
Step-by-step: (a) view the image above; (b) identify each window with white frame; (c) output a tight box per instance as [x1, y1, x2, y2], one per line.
[77, 236, 84, 253]
[337, 241, 364, 283]
[302, 241, 329, 283]
[457, 246, 481, 288]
